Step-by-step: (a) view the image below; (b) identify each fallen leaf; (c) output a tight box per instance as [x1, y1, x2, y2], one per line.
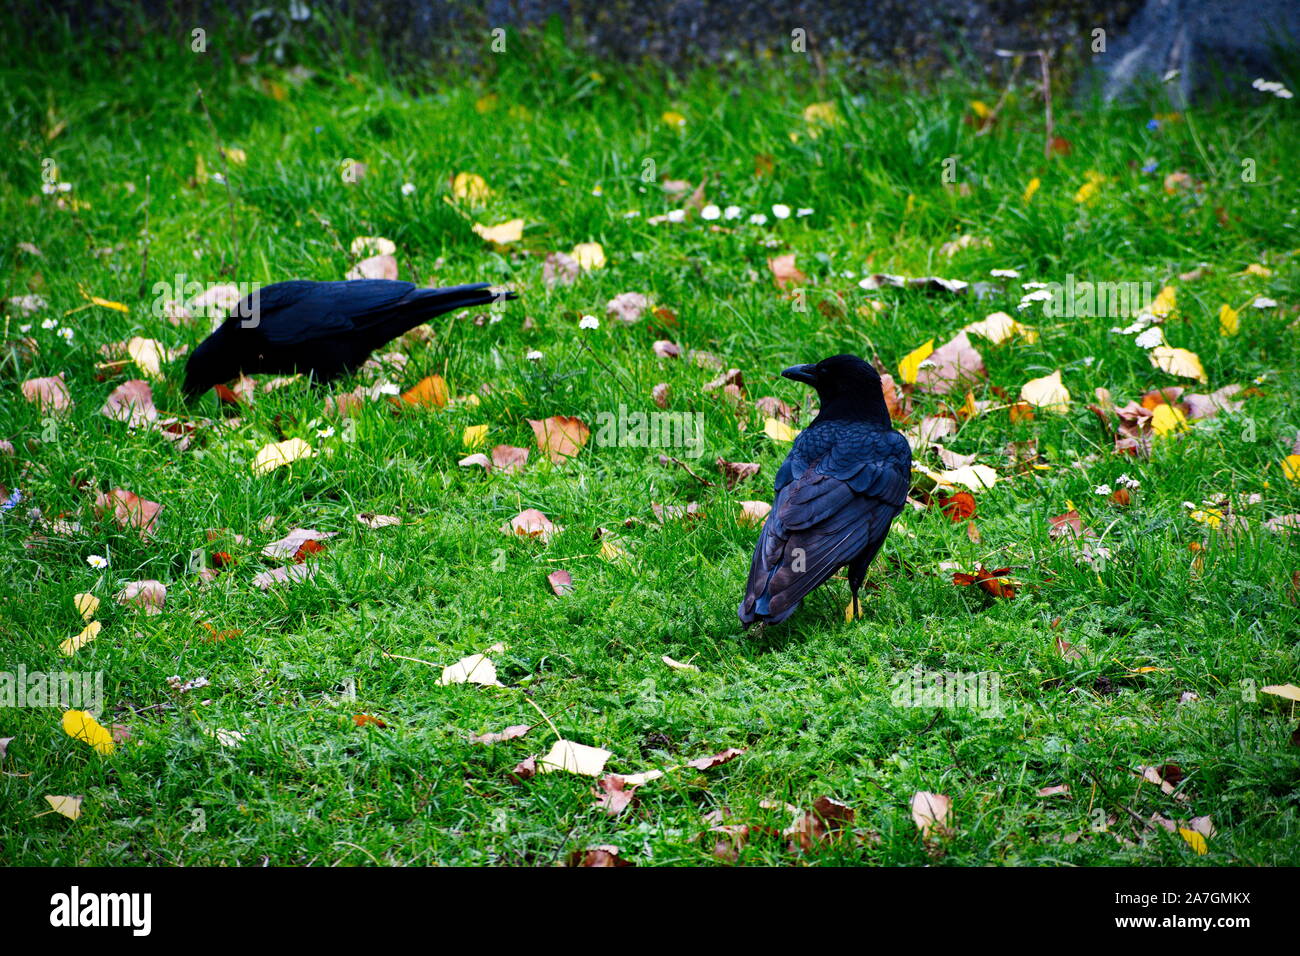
[62, 710, 114, 755]
[662, 654, 698, 671]
[764, 417, 799, 443]
[537, 739, 611, 776]
[349, 236, 396, 257]
[569, 845, 632, 867]
[252, 564, 316, 589]
[1261, 683, 1300, 702]
[1149, 346, 1207, 383]
[94, 488, 162, 537]
[73, 593, 99, 621]
[767, 254, 806, 290]
[114, 580, 166, 614]
[685, 748, 744, 771]
[528, 415, 589, 462]
[491, 445, 529, 473]
[439, 652, 503, 687]
[60, 620, 101, 656]
[910, 791, 953, 839]
[21, 374, 73, 414]
[44, 795, 83, 820]
[1020, 370, 1071, 412]
[547, 569, 574, 595]
[262, 528, 337, 559]
[571, 242, 605, 270]
[100, 380, 157, 427]
[400, 375, 448, 408]
[738, 501, 772, 526]
[353, 714, 387, 729]
[964, 311, 1038, 345]
[916, 331, 985, 395]
[594, 775, 636, 816]
[953, 566, 1016, 599]
[715, 457, 760, 489]
[606, 292, 650, 323]
[502, 508, 561, 543]
[356, 513, 401, 529]
[251, 438, 314, 475]
[471, 218, 524, 244]
[470, 725, 530, 745]
[451, 172, 490, 203]
[898, 340, 935, 385]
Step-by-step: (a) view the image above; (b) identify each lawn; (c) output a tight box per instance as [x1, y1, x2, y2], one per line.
[2, 23, 1298, 866]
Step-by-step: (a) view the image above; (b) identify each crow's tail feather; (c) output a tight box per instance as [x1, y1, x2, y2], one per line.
[410, 283, 517, 317]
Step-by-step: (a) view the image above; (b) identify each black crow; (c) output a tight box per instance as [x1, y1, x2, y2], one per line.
[739, 354, 911, 626]
[181, 279, 515, 399]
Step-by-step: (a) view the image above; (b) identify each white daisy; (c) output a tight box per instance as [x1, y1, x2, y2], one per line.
[526, 350, 544, 361]
[990, 268, 1020, 278]
[771, 203, 791, 219]
[1134, 327, 1164, 349]
[87, 554, 108, 569]
[700, 204, 721, 221]
[579, 315, 599, 330]
[401, 182, 417, 196]
[666, 208, 686, 223]
[723, 205, 742, 220]
[748, 213, 767, 225]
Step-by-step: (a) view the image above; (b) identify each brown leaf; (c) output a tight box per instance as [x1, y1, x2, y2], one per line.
[490, 444, 529, 473]
[353, 714, 387, 728]
[594, 775, 637, 816]
[879, 372, 910, 421]
[345, 254, 398, 280]
[1048, 511, 1084, 539]
[755, 396, 796, 424]
[293, 539, 328, 563]
[651, 383, 670, 408]
[767, 254, 806, 290]
[606, 292, 650, 324]
[910, 791, 954, 839]
[716, 457, 760, 489]
[100, 380, 157, 427]
[916, 331, 985, 395]
[21, 373, 73, 414]
[568, 845, 632, 867]
[501, 508, 561, 543]
[261, 528, 337, 559]
[685, 748, 744, 771]
[470, 724, 530, 745]
[114, 580, 166, 614]
[527, 415, 590, 463]
[543, 251, 580, 287]
[458, 453, 491, 470]
[952, 566, 1016, 599]
[94, 488, 162, 537]
[547, 569, 574, 595]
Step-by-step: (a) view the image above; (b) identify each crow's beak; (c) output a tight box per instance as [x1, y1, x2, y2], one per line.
[781, 364, 818, 386]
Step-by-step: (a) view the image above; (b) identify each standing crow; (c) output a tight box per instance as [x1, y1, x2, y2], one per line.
[739, 354, 911, 626]
[182, 279, 515, 399]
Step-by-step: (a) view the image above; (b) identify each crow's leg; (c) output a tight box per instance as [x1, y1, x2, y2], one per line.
[846, 555, 871, 621]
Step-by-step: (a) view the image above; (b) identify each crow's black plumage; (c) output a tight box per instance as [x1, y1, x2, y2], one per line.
[182, 279, 515, 398]
[739, 354, 911, 627]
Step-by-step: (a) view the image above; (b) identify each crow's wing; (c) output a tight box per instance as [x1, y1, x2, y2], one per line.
[237, 280, 417, 345]
[740, 427, 910, 623]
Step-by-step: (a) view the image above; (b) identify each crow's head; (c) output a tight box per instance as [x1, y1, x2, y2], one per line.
[782, 354, 890, 424]
[182, 324, 240, 401]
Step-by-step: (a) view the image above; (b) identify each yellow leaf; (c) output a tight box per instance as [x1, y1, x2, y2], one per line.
[802, 101, 841, 129]
[937, 464, 999, 492]
[1260, 683, 1300, 701]
[964, 311, 1038, 345]
[223, 147, 247, 165]
[1218, 303, 1239, 336]
[764, 417, 799, 443]
[400, 375, 449, 408]
[451, 172, 491, 203]
[1149, 346, 1206, 383]
[438, 652, 502, 687]
[250, 438, 314, 475]
[463, 424, 488, 448]
[570, 242, 606, 270]
[1189, 508, 1223, 528]
[89, 296, 129, 313]
[1022, 177, 1040, 203]
[45, 795, 84, 820]
[898, 339, 935, 385]
[475, 94, 498, 114]
[126, 336, 167, 379]
[62, 710, 115, 755]
[969, 99, 991, 119]
[74, 593, 99, 621]
[1149, 285, 1177, 317]
[1282, 455, 1300, 482]
[1020, 370, 1071, 413]
[1179, 828, 1208, 855]
[537, 739, 611, 776]
[1244, 263, 1271, 277]
[60, 620, 101, 656]
[661, 110, 686, 129]
[471, 218, 523, 244]
[1151, 403, 1189, 436]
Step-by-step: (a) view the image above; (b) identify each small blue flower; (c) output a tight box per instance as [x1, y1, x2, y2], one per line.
[1, 488, 22, 511]
[1142, 161, 1159, 173]
[1146, 119, 1160, 130]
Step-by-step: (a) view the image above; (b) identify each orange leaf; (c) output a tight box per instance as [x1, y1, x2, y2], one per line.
[527, 415, 590, 462]
[400, 375, 448, 408]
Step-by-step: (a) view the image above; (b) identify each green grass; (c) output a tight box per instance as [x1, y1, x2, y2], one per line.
[2, 25, 1298, 866]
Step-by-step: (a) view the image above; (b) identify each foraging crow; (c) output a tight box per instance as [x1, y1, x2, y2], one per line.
[182, 279, 515, 398]
[739, 354, 911, 626]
